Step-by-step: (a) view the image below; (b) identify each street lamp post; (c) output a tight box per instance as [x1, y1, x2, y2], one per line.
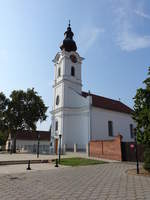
[58, 133, 62, 164]
[134, 128, 139, 174]
[37, 133, 40, 158]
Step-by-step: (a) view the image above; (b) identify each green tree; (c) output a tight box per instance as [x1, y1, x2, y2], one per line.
[0, 92, 9, 146]
[4, 88, 48, 153]
[0, 131, 8, 146]
[133, 67, 150, 171]
[133, 67, 150, 145]
[0, 92, 9, 131]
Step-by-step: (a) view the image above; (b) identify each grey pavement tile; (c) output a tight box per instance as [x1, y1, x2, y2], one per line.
[0, 163, 149, 200]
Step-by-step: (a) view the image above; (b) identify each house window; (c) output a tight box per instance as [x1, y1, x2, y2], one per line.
[130, 124, 134, 138]
[108, 121, 113, 136]
[56, 95, 59, 105]
[55, 121, 58, 131]
[71, 66, 75, 76]
[58, 67, 61, 77]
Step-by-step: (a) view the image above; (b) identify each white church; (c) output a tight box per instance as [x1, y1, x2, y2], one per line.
[50, 23, 135, 153]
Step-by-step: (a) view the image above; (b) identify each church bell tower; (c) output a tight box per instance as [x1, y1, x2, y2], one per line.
[51, 22, 86, 153]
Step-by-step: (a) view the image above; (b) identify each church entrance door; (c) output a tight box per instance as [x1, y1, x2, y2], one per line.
[55, 138, 58, 155]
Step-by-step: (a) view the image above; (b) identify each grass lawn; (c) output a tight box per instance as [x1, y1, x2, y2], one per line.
[59, 157, 107, 166]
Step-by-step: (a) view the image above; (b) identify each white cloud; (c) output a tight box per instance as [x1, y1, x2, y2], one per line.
[134, 10, 150, 20]
[114, 1, 150, 51]
[77, 26, 104, 54]
[117, 31, 150, 51]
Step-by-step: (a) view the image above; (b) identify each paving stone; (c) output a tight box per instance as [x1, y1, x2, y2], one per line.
[0, 163, 149, 199]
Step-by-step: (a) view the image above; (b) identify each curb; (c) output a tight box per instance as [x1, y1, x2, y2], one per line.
[0, 159, 53, 166]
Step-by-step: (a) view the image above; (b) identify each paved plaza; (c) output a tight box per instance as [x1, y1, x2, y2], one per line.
[0, 163, 150, 200]
[0, 152, 85, 161]
[0, 163, 66, 175]
[0, 152, 115, 163]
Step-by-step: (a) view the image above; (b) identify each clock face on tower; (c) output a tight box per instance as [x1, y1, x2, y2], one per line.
[70, 55, 77, 63]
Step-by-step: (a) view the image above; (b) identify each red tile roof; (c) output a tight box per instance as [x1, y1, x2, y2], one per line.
[82, 91, 133, 114]
[13, 130, 51, 141]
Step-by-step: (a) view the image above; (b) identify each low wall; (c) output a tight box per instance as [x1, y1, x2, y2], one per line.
[89, 135, 122, 161]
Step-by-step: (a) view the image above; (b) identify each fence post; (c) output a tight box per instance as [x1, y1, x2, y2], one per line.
[63, 144, 66, 154]
[86, 144, 89, 157]
[102, 141, 104, 155]
[74, 144, 77, 153]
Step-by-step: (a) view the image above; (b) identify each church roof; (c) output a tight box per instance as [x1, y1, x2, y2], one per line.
[82, 91, 133, 114]
[11, 130, 51, 141]
[60, 21, 77, 52]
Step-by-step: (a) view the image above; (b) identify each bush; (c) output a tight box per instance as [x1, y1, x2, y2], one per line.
[143, 147, 150, 172]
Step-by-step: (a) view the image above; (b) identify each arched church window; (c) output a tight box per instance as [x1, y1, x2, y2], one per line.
[58, 67, 61, 77]
[56, 95, 59, 105]
[55, 121, 58, 131]
[71, 66, 75, 76]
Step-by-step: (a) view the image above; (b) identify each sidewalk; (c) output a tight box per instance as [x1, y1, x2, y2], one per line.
[1, 163, 149, 200]
[0, 152, 118, 165]
[0, 152, 119, 175]
[0, 163, 62, 175]
[0, 152, 86, 162]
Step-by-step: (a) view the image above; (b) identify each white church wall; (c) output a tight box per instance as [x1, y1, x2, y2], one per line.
[91, 107, 135, 142]
[55, 58, 64, 84]
[51, 87, 91, 151]
[63, 111, 89, 150]
[55, 52, 82, 86]
[63, 52, 82, 81]
[53, 84, 64, 110]
[74, 62, 81, 81]
[64, 86, 89, 108]
[63, 80, 81, 96]
[62, 88, 90, 151]
[51, 111, 63, 138]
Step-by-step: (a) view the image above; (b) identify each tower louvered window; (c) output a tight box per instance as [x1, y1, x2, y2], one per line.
[71, 66, 75, 76]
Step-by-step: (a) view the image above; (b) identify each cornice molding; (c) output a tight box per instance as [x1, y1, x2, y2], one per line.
[53, 78, 82, 88]
[50, 105, 90, 115]
[53, 51, 84, 64]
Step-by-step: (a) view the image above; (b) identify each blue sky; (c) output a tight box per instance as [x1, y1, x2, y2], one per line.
[0, 0, 150, 130]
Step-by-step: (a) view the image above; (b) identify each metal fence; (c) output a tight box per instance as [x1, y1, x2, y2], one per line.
[121, 142, 145, 162]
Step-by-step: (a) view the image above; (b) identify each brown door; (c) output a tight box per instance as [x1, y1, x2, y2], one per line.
[55, 139, 58, 155]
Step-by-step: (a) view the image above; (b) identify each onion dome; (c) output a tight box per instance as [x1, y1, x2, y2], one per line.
[60, 21, 77, 52]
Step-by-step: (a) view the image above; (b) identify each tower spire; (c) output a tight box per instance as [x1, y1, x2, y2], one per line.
[60, 22, 77, 52]
[68, 20, 71, 27]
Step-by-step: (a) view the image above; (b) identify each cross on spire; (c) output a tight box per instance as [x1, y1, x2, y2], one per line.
[68, 20, 71, 27]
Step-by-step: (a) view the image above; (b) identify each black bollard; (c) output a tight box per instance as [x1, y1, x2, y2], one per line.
[55, 159, 59, 167]
[134, 128, 139, 174]
[26, 160, 31, 170]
